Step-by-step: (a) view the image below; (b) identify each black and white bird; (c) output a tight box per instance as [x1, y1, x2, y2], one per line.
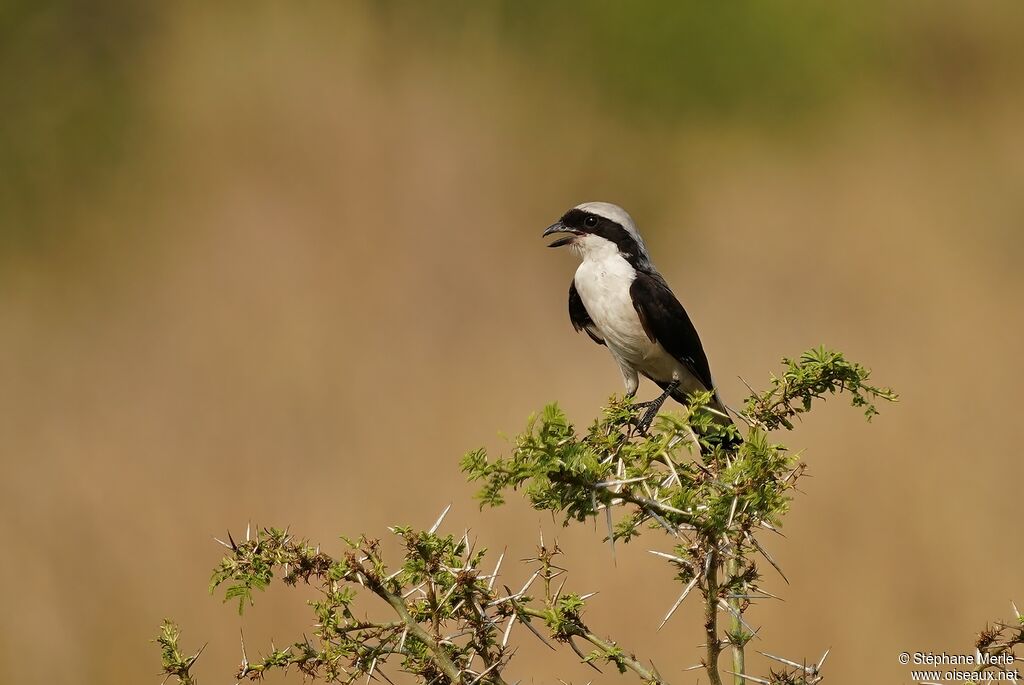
[543, 201, 734, 435]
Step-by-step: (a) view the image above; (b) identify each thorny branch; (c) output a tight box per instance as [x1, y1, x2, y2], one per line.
[162, 516, 663, 685]
[514, 540, 665, 684]
[742, 347, 896, 431]
[159, 348, 896, 685]
[969, 604, 1024, 683]
[462, 347, 895, 684]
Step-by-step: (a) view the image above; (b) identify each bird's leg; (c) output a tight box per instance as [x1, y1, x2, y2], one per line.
[632, 381, 680, 435]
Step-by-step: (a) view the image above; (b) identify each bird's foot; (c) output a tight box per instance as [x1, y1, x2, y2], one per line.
[628, 399, 658, 436]
[628, 381, 680, 436]
[633, 405, 660, 436]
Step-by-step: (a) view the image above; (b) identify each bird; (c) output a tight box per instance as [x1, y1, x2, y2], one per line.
[542, 201, 735, 437]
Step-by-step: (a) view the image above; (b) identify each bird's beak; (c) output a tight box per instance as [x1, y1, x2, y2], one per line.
[542, 221, 580, 248]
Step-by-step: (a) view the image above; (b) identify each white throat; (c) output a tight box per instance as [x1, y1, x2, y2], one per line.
[571, 234, 623, 264]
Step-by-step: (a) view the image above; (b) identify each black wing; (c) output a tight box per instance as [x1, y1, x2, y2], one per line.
[568, 281, 605, 346]
[629, 272, 714, 391]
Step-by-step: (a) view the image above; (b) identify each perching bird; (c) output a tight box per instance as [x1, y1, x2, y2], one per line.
[543, 202, 734, 436]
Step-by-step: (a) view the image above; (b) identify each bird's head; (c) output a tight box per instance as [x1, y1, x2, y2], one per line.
[542, 202, 653, 269]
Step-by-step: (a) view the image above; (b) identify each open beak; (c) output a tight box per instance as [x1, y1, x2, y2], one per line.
[542, 221, 580, 248]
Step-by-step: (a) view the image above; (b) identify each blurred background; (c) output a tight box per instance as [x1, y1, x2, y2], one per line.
[2, 1, 1023, 683]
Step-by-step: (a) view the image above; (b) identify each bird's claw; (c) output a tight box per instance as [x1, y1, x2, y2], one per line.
[628, 382, 679, 437]
[628, 400, 662, 436]
[633, 406, 659, 436]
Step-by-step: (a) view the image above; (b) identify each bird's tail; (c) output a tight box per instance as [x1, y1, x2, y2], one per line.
[660, 383, 743, 449]
[701, 392, 744, 450]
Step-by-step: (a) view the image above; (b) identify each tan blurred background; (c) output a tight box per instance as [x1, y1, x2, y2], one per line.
[2, 2, 1023, 683]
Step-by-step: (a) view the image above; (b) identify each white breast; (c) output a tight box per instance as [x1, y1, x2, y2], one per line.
[574, 255, 649, 357]
[572, 242, 694, 388]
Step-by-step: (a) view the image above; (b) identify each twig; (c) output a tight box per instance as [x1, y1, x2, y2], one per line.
[727, 552, 746, 685]
[703, 549, 724, 685]
[518, 606, 667, 684]
[360, 562, 510, 685]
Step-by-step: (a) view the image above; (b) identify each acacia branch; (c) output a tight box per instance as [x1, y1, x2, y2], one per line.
[166, 347, 894, 685]
[726, 551, 747, 685]
[703, 548, 724, 685]
[354, 559, 511, 685]
[518, 606, 665, 684]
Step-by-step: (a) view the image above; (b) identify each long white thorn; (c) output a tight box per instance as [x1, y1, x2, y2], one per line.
[402, 581, 426, 599]
[661, 453, 682, 485]
[595, 476, 650, 488]
[521, 613, 555, 650]
[658, 576, 699, 630]
[757, 651, 806, 670]
[605, 506, 616, 564]
[745, 530, 789, 584]
[488, 550, 505, 591]
[437, 583, 459, 607]
[467, 660, 501, 685]
[501, 614, 517, 648]
[817, 647, 831, 671]
[649, 550, 694, 569]
[725, 671, 771, 685]
[517, 570, 541, 597]
[718, 598, 758, 636]
[429, 503, 452, 534]
[553, 577, 567, 603]
[650, 512, 680, 537]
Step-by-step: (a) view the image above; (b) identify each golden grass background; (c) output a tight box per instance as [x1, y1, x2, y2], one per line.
[1, 3, 1022, 683]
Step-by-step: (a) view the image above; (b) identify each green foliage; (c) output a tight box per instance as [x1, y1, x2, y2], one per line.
[209, 526, 332, 615]
[190, 519, 650, 684]
[744, 346, 897, 430]
[463, 348, 895, 543]
[157, 620, 202, 685]
[458, 347, 894, 685]
[161, 347, 896, 685]
[462, 395, 798, 542]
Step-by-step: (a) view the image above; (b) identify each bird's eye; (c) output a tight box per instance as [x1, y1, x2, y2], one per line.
[584, 216, 598, 228]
